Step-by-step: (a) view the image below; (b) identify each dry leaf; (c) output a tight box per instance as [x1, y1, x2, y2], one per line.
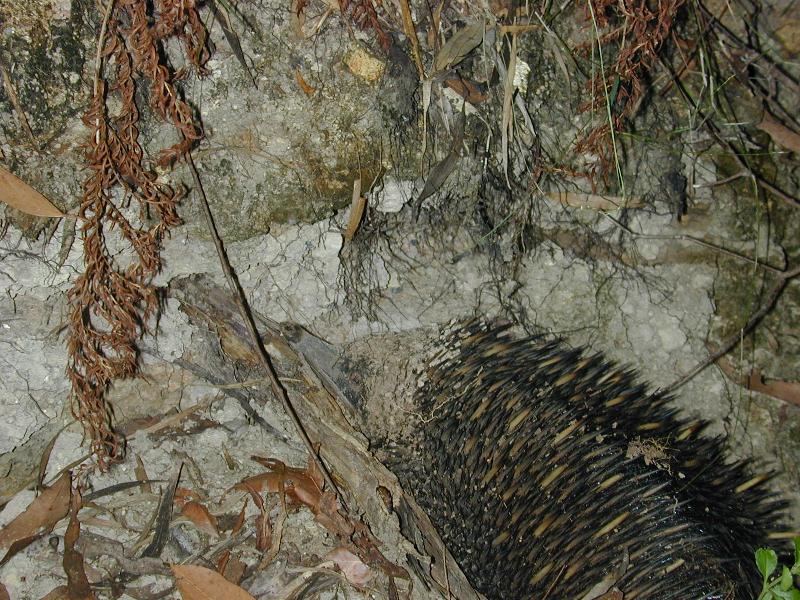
[37, 426, 64, 491]
[232, 502, 246, 535]
[444, 78, 488, 103]
[544, 191, 644, 211]
[758, 112, 800, 154]
[141, 463, 182, 558]
[0, 472, 71, 564]
[217, 551, 246, 584]
[326, 547, 373, 587]
[0, 582, 9, 600]
[135, 455, 152, 494]
[434, 23, 485, 73]
[398, 0, 424, 78]
[295, 69, 316, 97]
[255, 511, 272, 552]
[172, 564, 257, 600]
[747, 370, 800, 407]
[181, 501, 220, 537]
[0, 166, 65, 218]
[236, 458, 322, 507]
[62, 490, 95, 600]
[501, 34, 517, 186]
[344, 178, 366, 241]
[498, 23, 541, 35]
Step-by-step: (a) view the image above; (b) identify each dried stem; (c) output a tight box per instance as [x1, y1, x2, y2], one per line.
[666, 264, 800, 394]
[184, 152, 348, 510]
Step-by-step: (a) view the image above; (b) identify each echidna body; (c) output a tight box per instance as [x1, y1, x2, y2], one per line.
[393, 321, 781, 599]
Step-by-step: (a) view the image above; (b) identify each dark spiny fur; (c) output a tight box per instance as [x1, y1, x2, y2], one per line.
[408, 321, 782, 599]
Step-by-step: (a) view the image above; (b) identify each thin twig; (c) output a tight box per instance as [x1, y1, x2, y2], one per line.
[601, 212, 786, 275]
[660, 57, 800, 209]
[0, 57, 38, 149]
[184, 151, 347, 511]
[665, 263, 800, 394]
[585, 0, 626, 198]
[93, 0, 116, 94]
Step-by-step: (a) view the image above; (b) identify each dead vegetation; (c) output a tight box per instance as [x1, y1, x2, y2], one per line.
[0, 0, 799, 596]
[66, 0, 208, 467]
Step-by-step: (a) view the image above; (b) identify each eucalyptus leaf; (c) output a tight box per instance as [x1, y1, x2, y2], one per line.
[757, 548, 778, 580]
[434, 23, 485, 73]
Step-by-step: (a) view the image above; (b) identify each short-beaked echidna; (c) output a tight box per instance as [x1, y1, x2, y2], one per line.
[374, 320, 785, 599]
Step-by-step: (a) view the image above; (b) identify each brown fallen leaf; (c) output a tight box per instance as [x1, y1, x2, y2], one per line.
[181, 501, 220, 537]
[295, 69, 316, 97]
[235, 458, 322, 510]
[0, 472, 71, 564]
[216, 550, 246, 584]
[544, 191, 644, 211]
[434, 23, 485, 73]
[231, 501, 246, 535]
[141, 463, 182, 558]
[172, 564, 257, 600]
[758, 112, 800, 155]
[0, 582, 9, 600]
[255, 510, 273, 553]
[62, 489, 95, 600]
[715, 355, 800, 407]
[135, 455, 152, 494]
[444, 78, 488, 104]
[498, 24, 542, 35]
[747, 369, 800, 407]
[0, 166, 65, 218]
[238, 456, 408, 581]
[344, 178, 367, 241]
[326, 547, 373, 587]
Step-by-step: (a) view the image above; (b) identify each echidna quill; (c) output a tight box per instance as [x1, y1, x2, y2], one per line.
[367, 320, 785, 599]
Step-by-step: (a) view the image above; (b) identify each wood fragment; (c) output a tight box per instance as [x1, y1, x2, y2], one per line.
[344, 178, 367, 240]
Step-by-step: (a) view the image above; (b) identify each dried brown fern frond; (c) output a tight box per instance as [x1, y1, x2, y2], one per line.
[339, 0, 391, 50]
[576, 0, 685, 185]
[68, 0, 208, 467]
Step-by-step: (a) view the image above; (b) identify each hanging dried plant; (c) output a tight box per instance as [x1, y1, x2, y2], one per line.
[67, 0, 208, 467]
[576, 0, 685, 184]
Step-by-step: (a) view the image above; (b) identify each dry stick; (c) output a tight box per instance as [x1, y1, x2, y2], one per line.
[184, 152, 347, 511]
[601, 212, 786, 275]
[0, 57, 38, 150]
[664, 263, 800, 394]
[93, 0, 116, 94]
[660, 57, 800, 209]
